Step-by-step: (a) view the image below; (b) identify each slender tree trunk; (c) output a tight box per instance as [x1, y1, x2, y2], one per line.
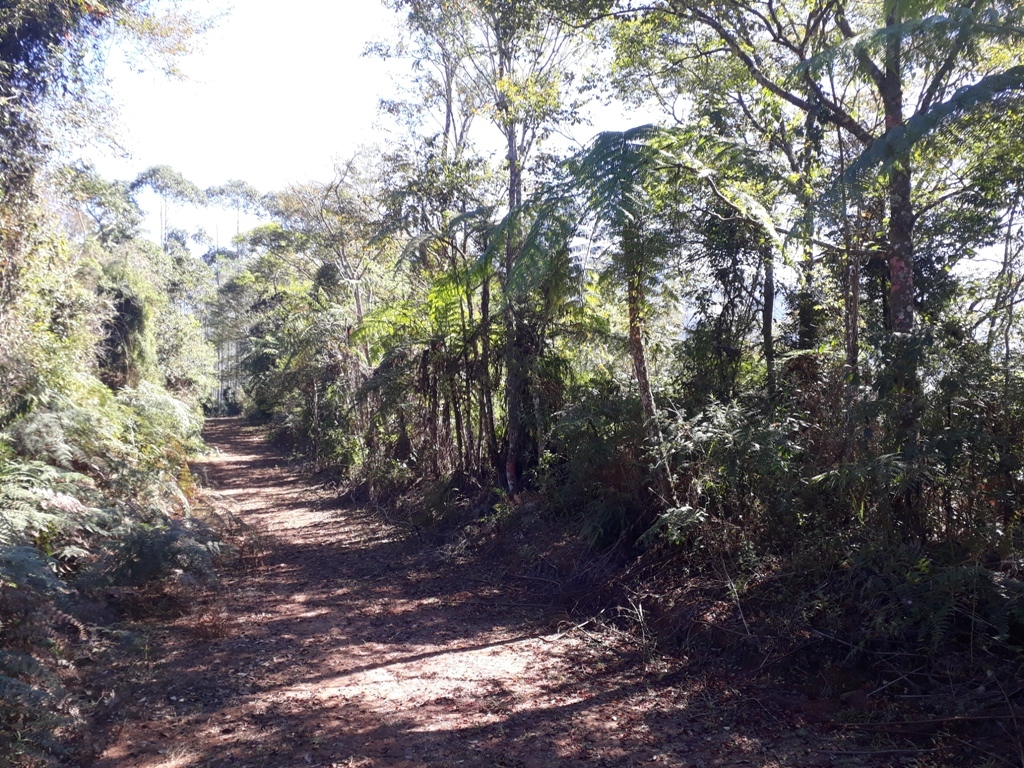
[311, 379, 321, 463]
[428, 358, 440, 476]
[352, 283, 371, 366]
[881, 14, 915, 336]
[887, 167, 915, 335]
[840, 163, 862, 460]
[839, 127, 861, 390]
[999, 201, 1021, 526]
[627, 274, 657, 428]
[479, 269, 500, 474]
[763, 249, 776, 398]
[450, 376, 467, 473]
[504, 317, 528, 494]
[624, 252, 678, 510]
[464, 281, 482, 473]
[454, 245, 476, 474]
[502, 105, 528, 493]
[880, 15, 924, 537]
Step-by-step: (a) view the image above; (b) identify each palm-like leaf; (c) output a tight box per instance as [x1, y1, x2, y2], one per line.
[846, 67, 1024, 181]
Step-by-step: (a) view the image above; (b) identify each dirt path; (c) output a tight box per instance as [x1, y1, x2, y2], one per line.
[89, 418, 875, 768]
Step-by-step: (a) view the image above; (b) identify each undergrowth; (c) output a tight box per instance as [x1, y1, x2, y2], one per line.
[0, 385, 219, 766]
[348, 367, 1024, 759]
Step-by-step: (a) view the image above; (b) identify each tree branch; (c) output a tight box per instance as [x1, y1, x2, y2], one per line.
[669, 2, 876, 146]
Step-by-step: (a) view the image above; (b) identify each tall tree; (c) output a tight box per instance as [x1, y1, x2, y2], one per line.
[383, 0, 589, 490]
[267, 161, 392, 366]
[130, 165, 207, 246]
[467, 0, 587, 491]
[597, 0, 1024, 533]
[0, 1, 202, 304]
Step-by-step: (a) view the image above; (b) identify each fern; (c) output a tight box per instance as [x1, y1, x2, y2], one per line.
[100, 518, 220, 587]
[845, 545, 1024, 654]
[0, 548, 77, 766]
[844, 69, 1024, 183]
[7, 412, 83, 470]
[0, 650, 70, 765]
[0, 460, 102, 550]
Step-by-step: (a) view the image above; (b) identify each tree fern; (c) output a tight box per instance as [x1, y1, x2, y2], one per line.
[798, 5, 1024, 81]
[845, 70, 1024, 184]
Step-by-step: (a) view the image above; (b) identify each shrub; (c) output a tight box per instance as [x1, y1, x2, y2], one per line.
[536, 379, 653, 547]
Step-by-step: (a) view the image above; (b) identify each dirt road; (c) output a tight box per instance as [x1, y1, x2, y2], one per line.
[89, 418, 872, 768]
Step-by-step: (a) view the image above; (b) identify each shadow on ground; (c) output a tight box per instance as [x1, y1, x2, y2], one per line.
[85, 418, 883, 768]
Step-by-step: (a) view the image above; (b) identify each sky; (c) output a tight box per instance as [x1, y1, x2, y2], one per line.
[85, 0, 406, 244]
[85, 0, 660, 246]
[93, 0, 401, 192]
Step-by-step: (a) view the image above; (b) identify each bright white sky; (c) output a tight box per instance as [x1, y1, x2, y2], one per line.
[93, 0, 400, 191]
[86, 0, 405, 243]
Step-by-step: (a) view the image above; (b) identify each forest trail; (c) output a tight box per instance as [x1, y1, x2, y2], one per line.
[90, 418, 870, 768]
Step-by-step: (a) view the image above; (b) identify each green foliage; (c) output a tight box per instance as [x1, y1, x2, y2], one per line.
[536, 379, 653, 547]
[846, 75, 1024, 185]
[0, 648, 69, 764]
[54, 162, 142, 245]
[0, 459, 104, 553]
[653, 401, 805, 540]
[101, 519, 219, 587]
[0, 155, 217, 763]
[201, 0, 1024, 700]
[0, 379, 210, 763]
[832, 542, 1024, 654]
[0, 547, 79, 765]
[130, 165, 207, 206]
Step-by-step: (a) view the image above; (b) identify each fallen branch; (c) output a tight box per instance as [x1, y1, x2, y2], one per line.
[538, 618, 594, 643]
[823, 748, 941, 756]
[842, 711, 1024, 728]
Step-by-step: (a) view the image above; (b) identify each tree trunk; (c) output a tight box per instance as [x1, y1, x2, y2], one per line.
[887, 166, 915, 335]
[625, 256, 678, 510]
[880, 10, 915, 334]
[504, 318, 528, 494]
[763, 249, 775, 398]
[627, 275, 658, 428]
[479, 269, 500, 474]
[880, 13, 924, 537]
[501, 86, 529, 493]
[353, 283, 371, 366]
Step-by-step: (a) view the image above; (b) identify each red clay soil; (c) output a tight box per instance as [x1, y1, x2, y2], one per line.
[82, 418, 897, 767]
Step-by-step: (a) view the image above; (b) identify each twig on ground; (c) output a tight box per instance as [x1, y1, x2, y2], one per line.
[538, 618, 594, 643]
[513, 574, 562, 586]
[842, 712, 1024, 728]
[453, 600, 551, 609]
[994, 673, 1024, 767]
[823, 748, 941, 756]
[868, 667, 924, 697]
[719, 557, 751, 637]
[461, 576, 500, 586]
[944, 734, 1019, 768]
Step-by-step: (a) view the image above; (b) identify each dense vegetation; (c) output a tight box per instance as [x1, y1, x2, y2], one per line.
[219, 0, 1024, 663]
[0, 2, 221, 762]
[3, 0, 1024, 763]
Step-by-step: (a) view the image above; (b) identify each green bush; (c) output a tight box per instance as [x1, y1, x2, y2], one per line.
[0, 547, 80, 766]
[99, 519, 220, 587]
[536, 379, 653, 547]
[817, 541, 1024, 655]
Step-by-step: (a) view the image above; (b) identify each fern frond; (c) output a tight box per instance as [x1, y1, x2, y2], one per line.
[798, 7, 1024, 80]
[0, 460, 99, 548]
[845, 68, 1024, 181]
